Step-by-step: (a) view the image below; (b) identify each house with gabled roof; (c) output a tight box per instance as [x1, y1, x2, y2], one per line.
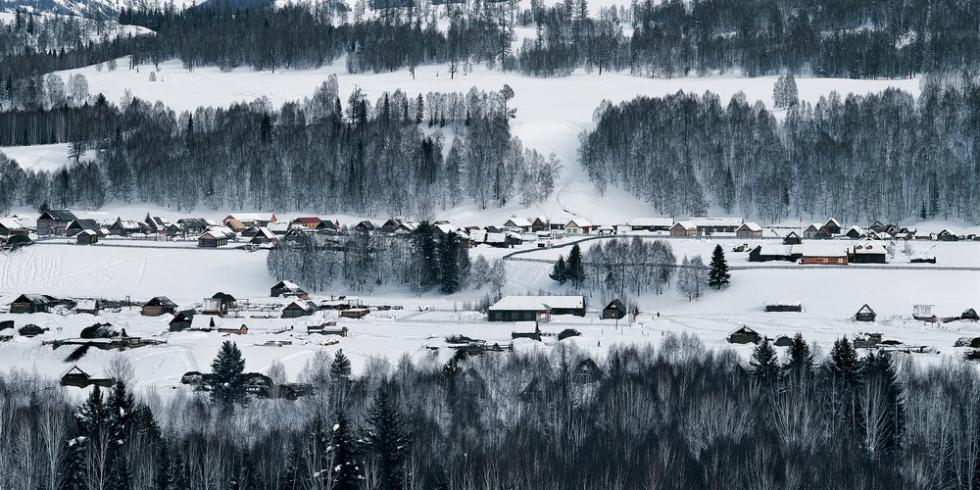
[66, 219, 105, 237]
[736, 222, 763, 238]
[855, 304, 876, 322]
[271, 280, 308, 299]
[0, 218, 29, 236]
[37, 210, 77, 235]
[503, 217, 532, 232]
[198, 229, 231, 248]
[109, 218, 145, 236]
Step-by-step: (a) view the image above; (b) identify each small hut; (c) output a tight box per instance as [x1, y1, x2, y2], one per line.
[855, 304, 876, 322]
[602, 299, 627, 320]
[76, 229, 99, 245]
[728, 326, 761, 344]
[783, 231, 802, 245]
[142, 296, 177, 317]
[169, 310, 195, 331]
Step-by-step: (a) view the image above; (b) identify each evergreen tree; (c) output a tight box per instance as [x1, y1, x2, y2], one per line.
[209, 341, 247, 409]
[411, 222, 438, 290]
[784, 333, 813, 377]
[707, 244, 730, 289]
[365, 381, 412, 490]
[330, 349, 352, 383]
[750, 338, 779, 384]
[566, 244, 585, 288]
[549, 255, 567, 284]
[438, 232, 461, 294]
[330, 411, 363, 490]
[830, 336, 860, 386]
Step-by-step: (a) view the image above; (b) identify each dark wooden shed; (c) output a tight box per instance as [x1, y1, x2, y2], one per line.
[855, 304, 876, 322]
[142, 296, 177, 317]
[728, 326, 761, 344]
[602, 299, 627, 320]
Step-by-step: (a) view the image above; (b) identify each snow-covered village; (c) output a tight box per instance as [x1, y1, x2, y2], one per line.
[2, 0, 980, 487]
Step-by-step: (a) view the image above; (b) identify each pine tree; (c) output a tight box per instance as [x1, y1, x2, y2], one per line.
[366, 381, 412, 490]
[785, 333, 813, 377]
[438, 232, 461, 294]
[750, 338, 779, 384]
[331, 411, 363, 490]
[411, 222, 438, 290]
[566, 244, 585, 288]
[830, 336, 860, 386]
[209, 341, 247, 409]
[707, 244, 730, 289]
[549, 255, 567, 284]
[330, 350, 352, 383]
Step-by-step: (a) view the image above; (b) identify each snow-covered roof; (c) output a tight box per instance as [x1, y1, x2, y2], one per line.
[629, 218, 673, 227]
[114, 219, 142, 229]
[755, 244, 798, 255]
[485, 232, 506, 243]
[503, 217, 531, 228]
[738, 222, 763, 232]
[0, 218, 27, 230]
[566, 218, 592, 228]
[688, 217, 743, 227]
[275, 280, 302, 290]
[489, 296, 585, 312]
[852, 242, 886, 254]
[226, 213, 275, 222]
[200, 228, 231, 240]
[801, 245, 848, 257]
[673, 221, 696, 229]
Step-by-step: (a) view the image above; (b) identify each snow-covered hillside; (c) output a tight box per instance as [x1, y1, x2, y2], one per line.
[48, 57, 922, 224]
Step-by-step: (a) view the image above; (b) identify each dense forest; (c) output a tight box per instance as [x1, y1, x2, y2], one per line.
[2, 334, 977, 489]
[4, 0, 980, 84]
[0, 82, 560, 215]
[580, 82, 980, 223]
[266, 222, 482, 294]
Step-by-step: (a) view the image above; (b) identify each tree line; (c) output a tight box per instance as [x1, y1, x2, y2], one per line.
[3, 332, 980, 488]
[0, 82, 559, 216]
[580, 82, 980, 224]
[266, 222, 478, 294]
[7, 0, 980, 87]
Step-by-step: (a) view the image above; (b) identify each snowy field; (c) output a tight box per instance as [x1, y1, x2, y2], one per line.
[0, 143, 75, 172]
[45, 57, 923, 225]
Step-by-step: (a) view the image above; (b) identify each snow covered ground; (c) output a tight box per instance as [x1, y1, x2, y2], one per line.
[0, 143, 75, 172]
[0, 238, 977, 392]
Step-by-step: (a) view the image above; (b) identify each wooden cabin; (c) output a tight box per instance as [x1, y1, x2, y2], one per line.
[765, 302, 802, 312]
[340, 308, 370, 319]
[728, 326, 761, 344]
[783, 231, 802, 245]
[0, 218, 28, 237]
[61, 366, 114, 388]
[109, 218, 144, 236]
[849, 243, 887, 264]
[142, 296, 177, 317]
[602, 299, 627, 320]
[9, 294, 56, 314]
[308, 323, 348, 336]
[271, 280, 308, 299]
[77, 229, 99, 245]
[282, 300, 317, 319]
[855, 304, 876, 322]
[169, 310, 195, 331]
[736, 222, 763, 238]
[488, 296, 586, 322]
[198, 229, 231, 248]
[670, 222, 697, 237]
[823, 218, 842, 235]
[218, 324, 249, 335]
[37, 210, 77, 235]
